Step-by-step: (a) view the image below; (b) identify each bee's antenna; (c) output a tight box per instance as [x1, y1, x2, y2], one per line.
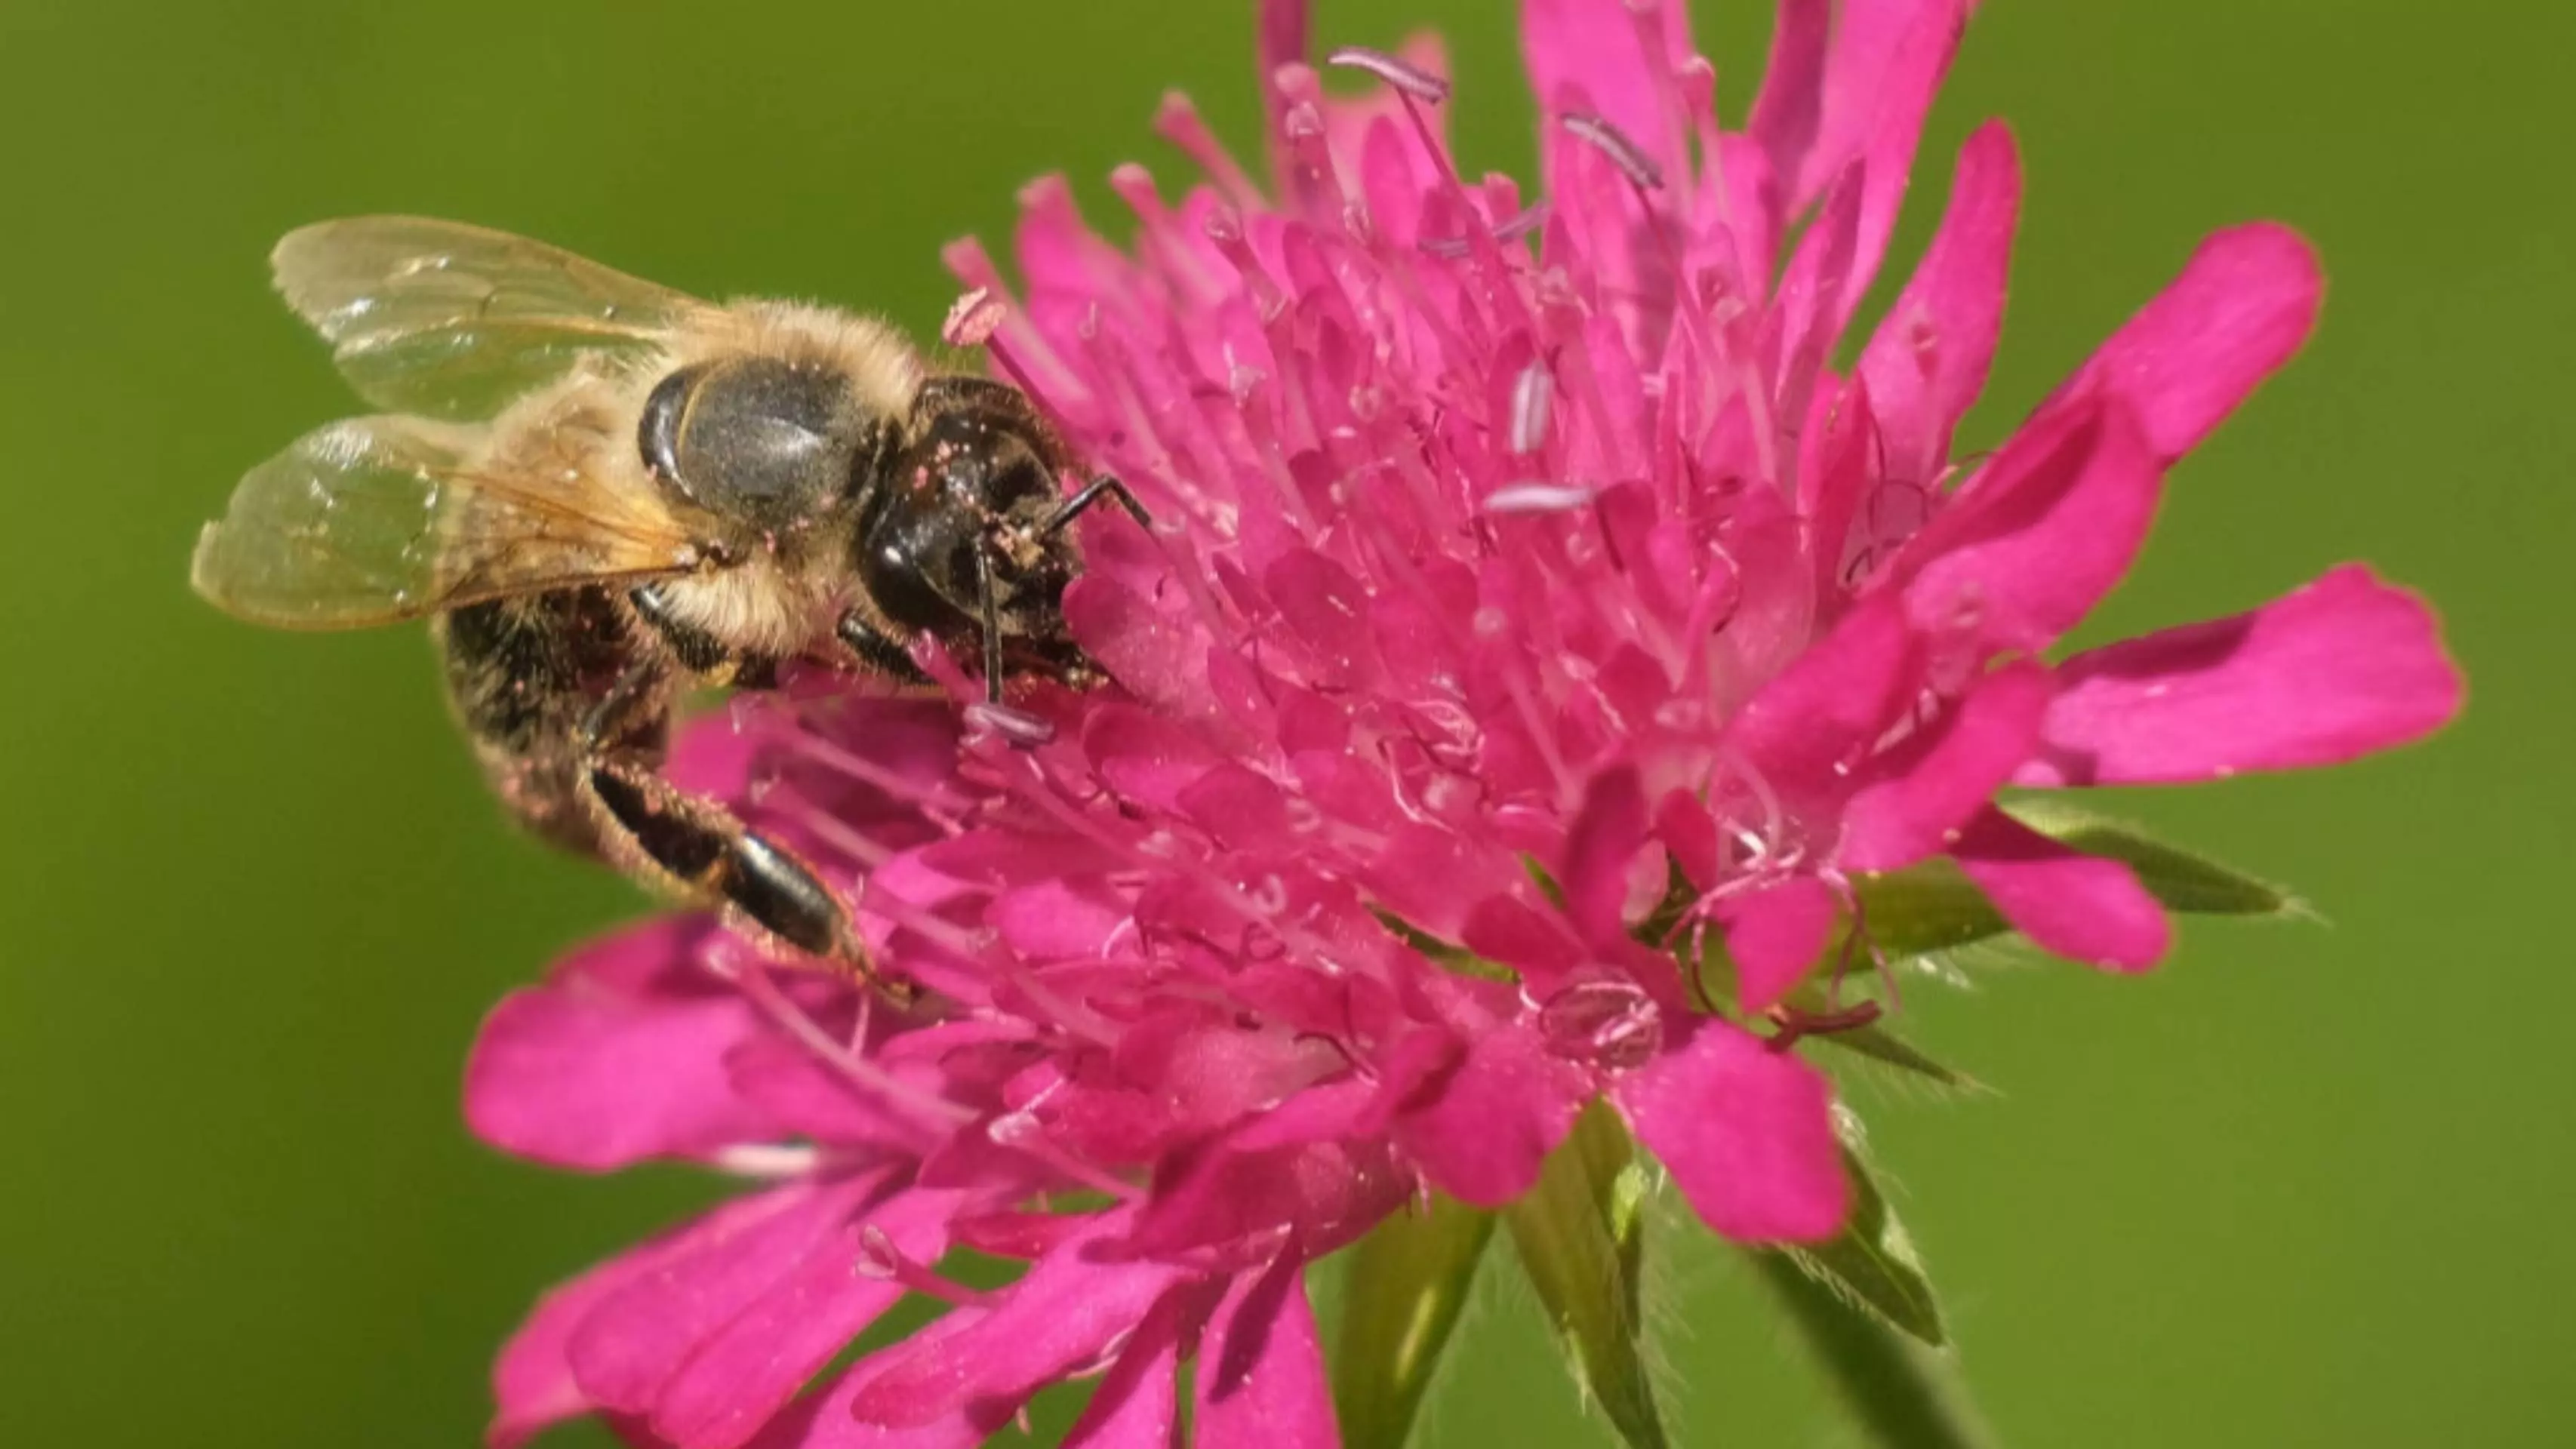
[1040, 474, 1153, 537]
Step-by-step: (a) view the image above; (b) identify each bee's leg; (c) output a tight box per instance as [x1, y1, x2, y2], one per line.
[973, 549, 1005, 704]
[577, 667, 913, 1002]
[1039, 473, 1153, 536]
[834, 609, 930, 683]
[584, 761, 913, 1004]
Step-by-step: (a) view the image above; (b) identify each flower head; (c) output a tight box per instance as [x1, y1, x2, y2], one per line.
[472, 2, 2461, 1444]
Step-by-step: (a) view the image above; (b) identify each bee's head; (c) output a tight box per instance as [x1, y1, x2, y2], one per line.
[855, 382, 1088, 669]
[639, 356, 880, 535]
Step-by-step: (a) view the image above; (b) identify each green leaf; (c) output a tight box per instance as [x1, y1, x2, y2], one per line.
[1504, 1102, 1668, 1449]
[1333, 1194, 1499, 1449]
[2003, 799, 2297, 917]
[1777, 1146, 1947, 1346]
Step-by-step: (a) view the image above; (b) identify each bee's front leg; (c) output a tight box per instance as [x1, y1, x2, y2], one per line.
[834, 608, 930, 682]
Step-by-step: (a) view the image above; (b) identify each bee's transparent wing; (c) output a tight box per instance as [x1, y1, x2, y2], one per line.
[192, 413, 708, 629]
[272, 217, 713, 419]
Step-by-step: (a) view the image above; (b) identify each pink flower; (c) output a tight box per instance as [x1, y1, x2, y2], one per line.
[470, 2, 2461, 1445]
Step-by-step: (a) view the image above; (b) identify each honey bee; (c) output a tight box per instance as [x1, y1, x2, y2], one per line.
[192, 217, 1145, 999]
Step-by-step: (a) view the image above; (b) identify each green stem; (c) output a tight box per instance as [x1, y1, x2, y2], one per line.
[1749, 1248, 2001, 1449]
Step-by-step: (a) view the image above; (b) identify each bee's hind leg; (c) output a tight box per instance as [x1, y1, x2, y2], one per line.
[583, 760, 915, 1004]
[577, 663, 914, 1004]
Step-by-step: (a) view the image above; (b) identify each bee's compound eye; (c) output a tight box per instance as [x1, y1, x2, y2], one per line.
[638, 357, 864, 527]
[638, 365, 700, 491]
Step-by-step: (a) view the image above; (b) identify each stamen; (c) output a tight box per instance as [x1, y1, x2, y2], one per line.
[942, 236, 1087, 407]
[1323, 45, 1452, 103]
[1561, 112, 1666, 191]
[770, 794, 900, 869]
[783, 730, 967, 814]
[1537, 977, 1663, 1072]
[1707, 746, 1788, 872]
[854, 1225, 995, 1307]
[967, 700, 1058, 749]
[708, 1143, 822, 1180]
[940, 287, 1006, 349]
[1508, 361, 1554, 455]
[987, 1109, 1143, 1202]
[1491, 199, 1551, 242]
[1765, 998, 1885, 1053]
[1416, 201, 1550, 259]
[709, 946, 973, 1130]
[1153, 91, 1263, 205]
[1484, 481, 1596, 514]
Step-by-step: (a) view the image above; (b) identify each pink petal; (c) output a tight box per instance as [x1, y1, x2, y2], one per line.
[1062, 575, 1226, 735]
[990, 876, 1129, 958]
[494, 1284, 599, 1448]
[1611, 1023, 1848, 1242]
[1395, 1024, 1586, 1206]
[1747, 0, 1829, 229]
[489, 1185, 838, 1449]
[1062, 1294, 1187, 1448]
[1770, 163, 1863, 435]
[643, 1190, 960, 1449]
[1951, 810, 2170, 971]
[1719, 877, 1839, 1013]
[464, 921, 782, 1171]
[1843, 1, 1969, 319]
[1895, 393, 2162, 654]
[719, 1032, 921, 1152]
[1725, 594, 1919, 792]
[1127, 1119, 1407, 1264]
[2017, 565, 2463, 786]
[1194, 1257, 1336, 1448]
[1841, 661, 2054, 872]
[2060, 223, 2322, 461]
[1858, 122, 2020, 485]
[1560, 767, 1649, 946]
[846, 1214, 1183, 1428]
[737, 1367, 1003, 1449]
[1759, 0, 1965, 229]
[568, 1177, 896, 1444]
[1082, 703, 1223, 814]
[489, 1190, 796, 1448]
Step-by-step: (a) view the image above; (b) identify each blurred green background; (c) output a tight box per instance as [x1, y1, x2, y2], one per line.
[1, 0, 2565, 1444]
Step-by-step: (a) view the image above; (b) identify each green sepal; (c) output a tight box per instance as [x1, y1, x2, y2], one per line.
[1846, 804, 2298, 965]
[1751, 1243, 1999, 1449]
[2002, 799, 2298, 917]
[1504, 1101, 1668, 1449]
[1850, 857, 2011, 958]
[1775, 1143, 1947, 1346]
[1785, 989, 1977, 1091]
[1332, 1194, 1499, 1449]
